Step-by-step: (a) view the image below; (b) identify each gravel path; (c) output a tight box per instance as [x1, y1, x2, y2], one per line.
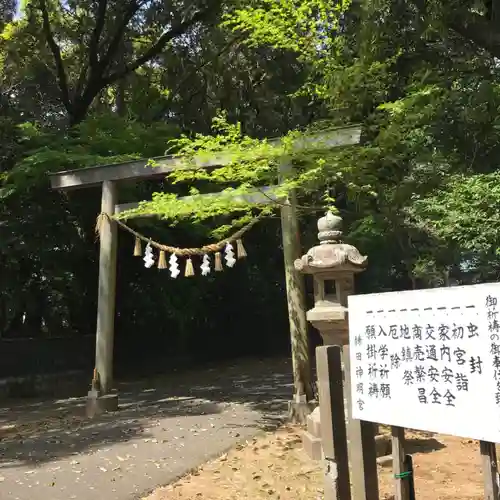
[0, 358, 293, 500]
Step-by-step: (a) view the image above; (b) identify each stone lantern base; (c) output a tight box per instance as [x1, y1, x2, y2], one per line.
[302, 407, 323, 459]
[302, 406, 391, 461]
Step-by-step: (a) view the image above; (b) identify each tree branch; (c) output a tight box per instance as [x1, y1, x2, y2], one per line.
[68, 0, 140, 123]
[74, 57, 89, 100]
[97, 0, 141, 74]
[37, 0, 71, 112]
[89, 0, 108, 70]
[409, 1, 500, 58]
[447, 10, 500, 58]
[103, 7, 216, 86]
[152, 34, 243, 121]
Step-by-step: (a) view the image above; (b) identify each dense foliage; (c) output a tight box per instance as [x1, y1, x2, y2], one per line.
[2, 0, 500, 375]
[136, 0, 500, 289]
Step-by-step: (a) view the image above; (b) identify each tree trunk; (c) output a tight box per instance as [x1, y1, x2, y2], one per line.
[116, 80, 127, 117]
[115, 37, 128, 117]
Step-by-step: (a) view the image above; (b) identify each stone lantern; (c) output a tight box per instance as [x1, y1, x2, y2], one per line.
[295, 211, 368, 461]
[294, 211, 367, 346]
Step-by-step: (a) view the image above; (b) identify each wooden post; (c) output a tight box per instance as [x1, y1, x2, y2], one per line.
[392, 426, 410, 500]
[95, 180, 118, 395]
[479, 440, 499, 500]
[404, 455, 416, 500]
[316, 345, 351, 500]
[279, 161, 313, 422]
[343, 345, 379, 500]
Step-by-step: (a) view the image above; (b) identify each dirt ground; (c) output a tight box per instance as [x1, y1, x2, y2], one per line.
[144, 425, 488, 500]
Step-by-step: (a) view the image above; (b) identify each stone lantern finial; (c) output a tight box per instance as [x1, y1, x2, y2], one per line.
[318, 211, 343, 244]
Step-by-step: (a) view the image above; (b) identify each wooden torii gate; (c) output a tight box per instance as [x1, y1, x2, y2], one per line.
[49, 125, 361, 417]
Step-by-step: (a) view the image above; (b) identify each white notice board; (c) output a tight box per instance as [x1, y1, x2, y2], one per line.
[348, 283, 500, 442]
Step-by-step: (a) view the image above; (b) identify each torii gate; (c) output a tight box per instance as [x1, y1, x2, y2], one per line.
[48, 125, 361, 418]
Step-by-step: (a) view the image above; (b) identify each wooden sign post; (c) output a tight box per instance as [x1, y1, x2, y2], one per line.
[316, 345, 351, 500]
[343, 344, 380, 500]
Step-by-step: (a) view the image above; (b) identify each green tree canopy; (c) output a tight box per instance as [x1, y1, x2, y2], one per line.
[125, 0, 500, 289]
[3, 0, 500, 374]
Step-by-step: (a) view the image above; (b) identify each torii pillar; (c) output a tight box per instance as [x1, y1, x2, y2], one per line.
[87, 180, 119, 416]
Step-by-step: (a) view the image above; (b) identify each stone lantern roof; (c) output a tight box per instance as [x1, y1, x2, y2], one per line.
[294, 211, 367, 274]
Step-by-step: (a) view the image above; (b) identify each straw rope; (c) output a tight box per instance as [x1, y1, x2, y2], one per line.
[95, 212, 260, 256]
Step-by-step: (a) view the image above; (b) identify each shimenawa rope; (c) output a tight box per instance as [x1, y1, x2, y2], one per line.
[95, 212, 259, 256]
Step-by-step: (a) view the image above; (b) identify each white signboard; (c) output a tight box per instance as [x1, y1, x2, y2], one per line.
[348, 282, 500, 442]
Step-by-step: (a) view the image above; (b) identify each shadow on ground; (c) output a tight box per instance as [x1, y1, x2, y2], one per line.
[405, 437, 446, 454]
[0, 357, 294, 468]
